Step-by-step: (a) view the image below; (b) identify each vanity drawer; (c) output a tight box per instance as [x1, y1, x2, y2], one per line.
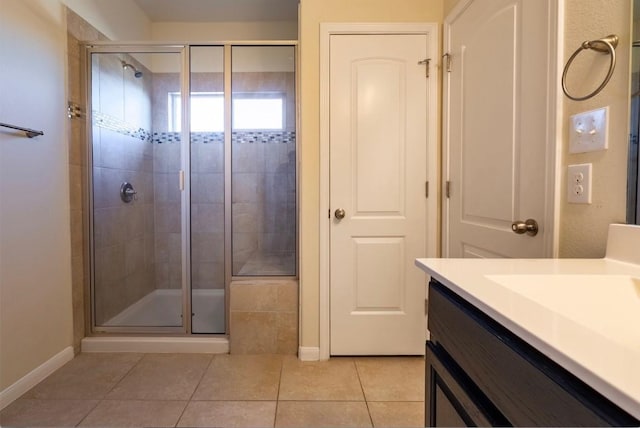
[427, 279, 637, 426]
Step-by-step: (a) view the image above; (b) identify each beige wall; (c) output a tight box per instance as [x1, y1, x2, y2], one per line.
[443, 0, 461, 16]
[0, 0, 73, 390]
[62, 0, 151, 40]
[559, 0, 633, 257]
[151, 21, 297, 41]
[298, 0, 444, 349]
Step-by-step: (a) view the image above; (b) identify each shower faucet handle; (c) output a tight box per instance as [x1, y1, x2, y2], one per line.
[120, 182, 138, 203]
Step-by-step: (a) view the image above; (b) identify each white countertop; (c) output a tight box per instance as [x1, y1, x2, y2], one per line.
[415, 256, 640, 420]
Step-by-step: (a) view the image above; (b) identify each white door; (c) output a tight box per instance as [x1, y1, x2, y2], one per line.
[444, 0, 557, 258]
[329, 34, 429, 355]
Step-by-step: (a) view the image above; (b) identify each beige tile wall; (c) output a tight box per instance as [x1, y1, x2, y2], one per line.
[231, 72, 296, 275]
[92, 53, 155, 324]
[229, 280, 298, 354]
[67, 8, 107, 353]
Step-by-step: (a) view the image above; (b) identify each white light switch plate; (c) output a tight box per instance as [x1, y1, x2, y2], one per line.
[569, 106, 608, 153]
[567, 163, 592, 204]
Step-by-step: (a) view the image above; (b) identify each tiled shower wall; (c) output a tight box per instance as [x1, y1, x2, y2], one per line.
[151, 73, 226, 290]
[232, 72, 297, 275]
[151, 71, 296, 281]
[91, 54, 156, 324]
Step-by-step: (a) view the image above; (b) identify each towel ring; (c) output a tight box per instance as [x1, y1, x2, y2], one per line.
[562, 34, 618, 101]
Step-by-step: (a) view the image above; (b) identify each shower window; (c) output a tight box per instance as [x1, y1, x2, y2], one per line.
[168, 92, 285, 132]
[168, 92, 224, 132]
[232, 93, 285, 130]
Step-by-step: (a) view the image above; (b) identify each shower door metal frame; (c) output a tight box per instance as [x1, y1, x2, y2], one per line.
[85, 44, 192, 335]
[226, 42, 300, 282]
[85, 41, 299, 337]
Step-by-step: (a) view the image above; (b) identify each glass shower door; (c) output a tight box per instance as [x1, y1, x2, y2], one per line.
[90, 49, 186, 330]
[189, 46, 226, 333]
[231, 45, 297, 276]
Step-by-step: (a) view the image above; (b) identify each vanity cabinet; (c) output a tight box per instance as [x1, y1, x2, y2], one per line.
[426, 279, 639, 427]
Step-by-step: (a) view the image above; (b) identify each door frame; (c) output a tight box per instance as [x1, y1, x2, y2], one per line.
[319, 23, 439, 360]
[441, 0, 563, 258]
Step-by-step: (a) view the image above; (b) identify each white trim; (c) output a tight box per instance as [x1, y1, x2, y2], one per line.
[298, 346, 320, 361]
[81, 336, 229, 353]
[441, 0, 559, 258]
[0, 346, 74, 411]
[549, 0, 564, 258]
[319, 22, 440, 360]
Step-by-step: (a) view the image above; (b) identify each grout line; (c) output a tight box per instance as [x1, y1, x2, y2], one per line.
[99, 352, 146, 399]
[174, 353, 215, 426]
[73, 397, 102, 427]
[353, 358, 375, 428]
[273, 355, 285, 428]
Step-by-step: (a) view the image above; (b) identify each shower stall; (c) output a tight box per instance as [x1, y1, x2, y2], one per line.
[87, 43, 297, 336]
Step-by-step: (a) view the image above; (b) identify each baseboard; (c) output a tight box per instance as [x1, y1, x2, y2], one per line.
[0, 346, 74, 411]
[298, 346, 320, 361]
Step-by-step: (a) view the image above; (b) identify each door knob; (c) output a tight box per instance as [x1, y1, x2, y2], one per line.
[334, 208, 346, 220]
[511, 219, 539, 236]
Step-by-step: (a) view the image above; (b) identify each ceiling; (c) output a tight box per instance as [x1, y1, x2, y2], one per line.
[133, 0, 299, 22]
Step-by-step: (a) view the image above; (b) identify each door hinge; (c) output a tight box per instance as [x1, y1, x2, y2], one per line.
[328, 209, 331, 219]
[443, 53, 452, 73]
[425, 181, 429, 198]
[418, 58, 431, 78]
[445, 181, 451, 198]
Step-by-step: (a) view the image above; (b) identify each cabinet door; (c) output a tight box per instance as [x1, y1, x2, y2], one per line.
[426, 342, 507, 427]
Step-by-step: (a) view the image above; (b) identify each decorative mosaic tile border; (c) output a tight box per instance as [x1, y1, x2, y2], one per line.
[93, 111, 296, 145]
[153, 131, 296, 145]
[233, 131, 296, 144]
[92, 111, 152, 142]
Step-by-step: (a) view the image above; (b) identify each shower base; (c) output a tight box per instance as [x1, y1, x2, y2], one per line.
[103, 288, 225, 332]
[82, 289, 228, 354]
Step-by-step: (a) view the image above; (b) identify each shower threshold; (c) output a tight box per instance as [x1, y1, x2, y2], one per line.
[81, 335, 228, 354]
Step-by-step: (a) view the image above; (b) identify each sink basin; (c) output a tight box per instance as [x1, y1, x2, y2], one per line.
[485, 274, 640, 344]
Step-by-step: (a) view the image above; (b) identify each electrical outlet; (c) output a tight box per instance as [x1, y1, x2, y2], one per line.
[569, 107, 609, 153]
[567, 163, 592, 204]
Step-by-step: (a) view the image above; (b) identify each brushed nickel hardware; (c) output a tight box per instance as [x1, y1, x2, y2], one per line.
[0, 122, 44, 138]
[120, 182, 137, 203]
[418, 59, 431, 78]
[67, 102, 83, 119]
[179, 170, 185, 191]
[425, 181, 429, 198]
[443, 53, 452, 72]
[334, 208, 346, 220]
[445, 181, 451, 198]
[562, 34, 618, 101]
[511, 219, 539, 236]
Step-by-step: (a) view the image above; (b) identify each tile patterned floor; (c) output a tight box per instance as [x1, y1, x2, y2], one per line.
[0, 353, 424, 427]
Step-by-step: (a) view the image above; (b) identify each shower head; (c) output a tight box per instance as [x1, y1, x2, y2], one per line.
[121, 60, 143, 78]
